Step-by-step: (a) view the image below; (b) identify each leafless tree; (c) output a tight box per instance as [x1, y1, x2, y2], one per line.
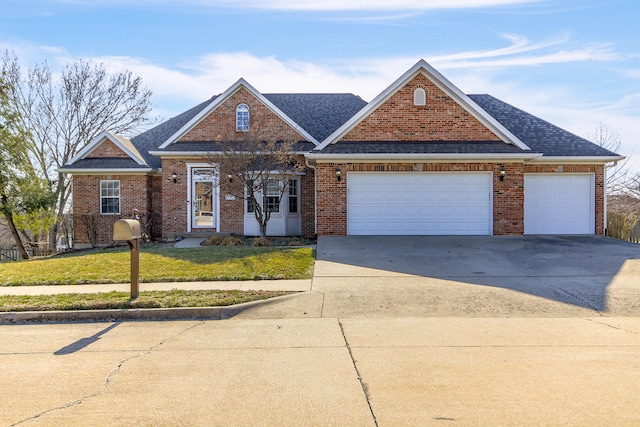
[588, 122, 630, 195]
[208, 127, 305, 238]
[1, 51, 156, 249]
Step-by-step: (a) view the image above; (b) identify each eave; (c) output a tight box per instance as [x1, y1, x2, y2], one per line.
[305, 152, 544, 164]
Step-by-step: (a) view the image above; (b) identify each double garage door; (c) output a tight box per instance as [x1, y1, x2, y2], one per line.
[346, 172, 594, 235]
[347, 173, 492, 235]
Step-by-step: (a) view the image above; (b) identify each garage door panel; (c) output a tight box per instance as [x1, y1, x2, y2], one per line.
[347, 173, 492, 235]
[524, 174, 593, 235]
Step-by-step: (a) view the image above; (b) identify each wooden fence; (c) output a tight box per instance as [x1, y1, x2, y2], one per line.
[606, 212, 640, 244]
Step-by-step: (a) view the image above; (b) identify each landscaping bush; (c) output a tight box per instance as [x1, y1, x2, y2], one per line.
[202, 235, 226, 246]
[221, 236, 245, 246]
[252, 237, 274, 247]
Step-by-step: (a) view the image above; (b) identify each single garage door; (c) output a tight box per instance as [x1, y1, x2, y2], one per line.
[347, 172, 492, 235]
[524, 174, 594, 234]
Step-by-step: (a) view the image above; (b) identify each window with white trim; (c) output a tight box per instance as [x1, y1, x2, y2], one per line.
[265, 179, 280, 213]
[236, 103, 249, 131]
[288, 179, 298, 214]
[100, 180, 120, 214]
[414, 88, 426, 106]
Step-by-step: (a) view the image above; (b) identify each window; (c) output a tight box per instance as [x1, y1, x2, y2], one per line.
[245, 179, 282, 214]
[414, 88, 426, 106]
[236, 104, 249, 131]
[266, 180, 280, 213]
[288, 179, 298, 214]
[100, 180, 120, 214]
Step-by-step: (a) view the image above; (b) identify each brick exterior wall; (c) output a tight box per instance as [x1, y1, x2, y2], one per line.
[181, 87, 305, 142]
[344, 73, 499, 142]
[86, 140, 130, 158]
[72, 174, 155, 244]
[314, 162, 606, 236]
[160, 155, 315, 239]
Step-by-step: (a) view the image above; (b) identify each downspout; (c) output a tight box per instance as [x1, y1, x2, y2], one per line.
[305, 156, 317, 236]
[604, 160, 618, 235]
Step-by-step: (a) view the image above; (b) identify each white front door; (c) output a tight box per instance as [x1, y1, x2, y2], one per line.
[244, 178, 301, 236]
[190, 167, 219, 230]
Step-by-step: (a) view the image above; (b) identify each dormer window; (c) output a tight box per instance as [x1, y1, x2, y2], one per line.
[414, 88, 426, 106]
[236, 104, 250, 131]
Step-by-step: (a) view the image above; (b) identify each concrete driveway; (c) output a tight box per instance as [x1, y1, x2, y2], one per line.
[241, 235, 640, 319]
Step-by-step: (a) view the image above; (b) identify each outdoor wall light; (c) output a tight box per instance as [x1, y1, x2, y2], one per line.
[228, 173, 233, 183]
[499, 166, 506, 182]
[336, 167, 342, 182]
[172, 172, 177, 183]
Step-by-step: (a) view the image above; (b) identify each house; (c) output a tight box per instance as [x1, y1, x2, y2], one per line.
[59, 60, 622, 246]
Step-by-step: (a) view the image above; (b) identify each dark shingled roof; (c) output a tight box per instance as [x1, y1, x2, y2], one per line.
[319, 141, 526, 154]
[468, 94, 619, 157]
[264, 94, 367, 142]
[129, 97, 216, 168]
[65, 89, 619, 172]
[61, 158, 151, 170]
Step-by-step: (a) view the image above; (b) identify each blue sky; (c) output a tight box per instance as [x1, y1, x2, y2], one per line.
[1, 0, 639, 169]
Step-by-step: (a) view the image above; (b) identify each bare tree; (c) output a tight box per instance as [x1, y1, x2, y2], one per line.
[1, 51, 155, 249]
[588, 122, 630, 195]
[209, 127, 305, 238]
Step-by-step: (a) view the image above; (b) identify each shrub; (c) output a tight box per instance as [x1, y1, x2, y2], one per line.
[202, 235, 226, 246]
[252, 237, 274, 247]
[221, 236, 245, 246]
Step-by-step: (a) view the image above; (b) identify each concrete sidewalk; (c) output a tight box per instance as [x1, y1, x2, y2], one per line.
[2, 317, 640, 426]
[0, 279, 312, 295]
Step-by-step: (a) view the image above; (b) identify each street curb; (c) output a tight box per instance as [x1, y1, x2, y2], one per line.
[0, 293, 300, 324]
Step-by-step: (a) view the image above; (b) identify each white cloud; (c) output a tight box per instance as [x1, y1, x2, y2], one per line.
[4, 33, 638, 171]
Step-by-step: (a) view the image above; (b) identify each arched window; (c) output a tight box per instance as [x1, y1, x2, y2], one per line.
[236, 104, 249, 131]
[414, 88, 426, 106]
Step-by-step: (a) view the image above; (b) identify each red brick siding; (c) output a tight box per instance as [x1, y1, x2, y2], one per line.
[524, 164, 605, 235]
[181, 87, 306, 142]
[314, 162, 605, 236]
[87, 140, 129, 158]
[344, 74, 499, 142]
[72, 174, 152, 244]
[160, 155, 315, 239]
[315, 162, 524, 236]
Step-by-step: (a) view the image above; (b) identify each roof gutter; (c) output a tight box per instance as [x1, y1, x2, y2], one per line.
[525, 155, 625, 164]
[57, 168, 155, 174]
[305, 152, 543, 163]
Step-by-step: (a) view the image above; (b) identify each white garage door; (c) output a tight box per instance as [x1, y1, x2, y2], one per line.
[524, 174, 594, 234]
[347, 173, 492, 235]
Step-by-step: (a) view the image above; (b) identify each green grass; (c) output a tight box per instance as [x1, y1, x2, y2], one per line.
[0, 245, 315, 286]
[0, 289, 292, 312]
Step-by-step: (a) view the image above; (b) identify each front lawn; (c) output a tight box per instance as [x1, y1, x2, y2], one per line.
[0, 245, 315, 286]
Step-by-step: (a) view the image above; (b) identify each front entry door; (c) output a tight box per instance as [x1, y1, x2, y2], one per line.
[191, 168, 218, 230]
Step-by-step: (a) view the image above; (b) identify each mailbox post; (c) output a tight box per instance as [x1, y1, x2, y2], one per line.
[113, 219, 142, 298]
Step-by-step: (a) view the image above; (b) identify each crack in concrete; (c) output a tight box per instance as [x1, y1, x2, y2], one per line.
[11, 321, 204, 426]
[338, 319, 378, 427]
[585, 318, 640, 335]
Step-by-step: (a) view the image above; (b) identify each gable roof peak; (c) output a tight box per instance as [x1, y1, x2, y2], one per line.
[158, 77, 319, 149]
[315, 59, 530, 151]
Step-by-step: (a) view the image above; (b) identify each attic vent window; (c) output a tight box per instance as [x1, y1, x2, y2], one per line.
[236, 103, 249, 132]
[414, 88, 426, 106]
